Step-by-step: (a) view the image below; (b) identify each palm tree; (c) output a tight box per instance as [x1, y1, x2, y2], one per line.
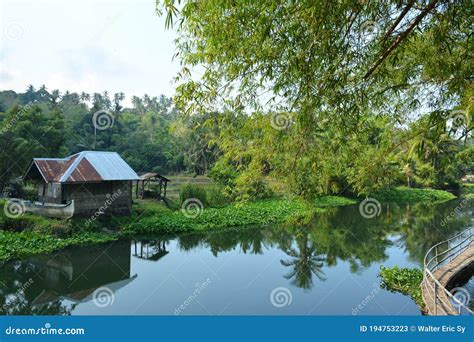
[50, 90, 61, 105]
[80, 92, 90, 104]
[280, 230, 326, 289]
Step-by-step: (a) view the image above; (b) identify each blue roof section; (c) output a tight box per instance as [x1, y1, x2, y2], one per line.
[85, 151, 139, 181]
[58, 151, 139, 183]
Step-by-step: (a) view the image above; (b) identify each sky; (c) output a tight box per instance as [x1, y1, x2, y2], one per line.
[0, 0, 180, 105]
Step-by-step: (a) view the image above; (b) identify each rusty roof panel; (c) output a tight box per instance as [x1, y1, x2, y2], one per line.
[66, 157, 103, 183]
[34, 156, 78, 182]
[25, 151, 138, 183]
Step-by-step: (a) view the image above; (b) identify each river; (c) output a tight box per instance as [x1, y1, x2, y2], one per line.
[1, 199, 472, 315]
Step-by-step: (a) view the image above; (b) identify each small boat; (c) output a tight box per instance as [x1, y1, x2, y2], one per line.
[23, 200, 75, 219]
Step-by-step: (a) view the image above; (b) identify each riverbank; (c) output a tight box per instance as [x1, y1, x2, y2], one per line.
[0, 187, 456, 262]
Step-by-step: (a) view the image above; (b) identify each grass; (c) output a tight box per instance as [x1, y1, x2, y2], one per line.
[379, 266, 425, 311]
[374, 186, 456, 204]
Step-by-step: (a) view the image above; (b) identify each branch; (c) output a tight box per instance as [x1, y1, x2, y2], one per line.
[364, 0, 439, 80]
[380, 0, 416, 46]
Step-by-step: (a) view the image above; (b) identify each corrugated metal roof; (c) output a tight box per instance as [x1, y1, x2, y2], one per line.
[84, 152, 138, 182]
[25, 151, 138, 183]
[139, 173, 158, 180]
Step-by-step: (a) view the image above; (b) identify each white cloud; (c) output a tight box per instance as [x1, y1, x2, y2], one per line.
[0, 0, 180, 98]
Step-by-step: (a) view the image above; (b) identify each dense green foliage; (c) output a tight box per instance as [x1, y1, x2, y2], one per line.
[179, 183, 209, 206]
[158, 0, 473, 198]
[461, 184, 474, 199]
[379, 266, 424, 309]
[374, 186, 456, 203]
[0, 230, 116, 262]
[179, 183, 230, 207]
[126, 199, 319, 234]
[0, 88, 219, 190]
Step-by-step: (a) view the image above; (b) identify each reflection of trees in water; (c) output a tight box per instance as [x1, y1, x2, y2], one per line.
[308, 206, 394, 273]
[175, 201, 473, 289]
[280, 228, 326, 289]
[178, 227, 271, 256]
[394, 200, 473, 264]
[0, 240, 133, 316]
[0, 261, 71, 315]
[1, 199, 471, 309]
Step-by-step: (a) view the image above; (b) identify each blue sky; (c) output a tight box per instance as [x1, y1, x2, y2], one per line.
[0, 0, 180, 104]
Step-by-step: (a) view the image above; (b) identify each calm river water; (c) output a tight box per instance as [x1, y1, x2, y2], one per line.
[1, 199, 472, 315]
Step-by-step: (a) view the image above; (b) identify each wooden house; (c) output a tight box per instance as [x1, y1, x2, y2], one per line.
[23, 151, 139, 217]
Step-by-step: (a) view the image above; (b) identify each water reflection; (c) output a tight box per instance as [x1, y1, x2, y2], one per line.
[133, 240, 169, 261]
[0, 199, 472, 315]
[280, 228, 326, 289]
[0, 241, 135, 315]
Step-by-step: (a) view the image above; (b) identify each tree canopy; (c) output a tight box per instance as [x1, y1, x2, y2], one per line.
[157, 0, 473, 197]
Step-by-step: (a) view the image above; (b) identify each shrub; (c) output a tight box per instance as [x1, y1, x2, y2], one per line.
[233, 173, 274, 202]
[379, 266, 424, 309]
[204, 184, 230, 206]
[179, 184, 208, 206]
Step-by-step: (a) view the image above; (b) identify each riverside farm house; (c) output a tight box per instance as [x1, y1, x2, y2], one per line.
[23, 151, 139, 217]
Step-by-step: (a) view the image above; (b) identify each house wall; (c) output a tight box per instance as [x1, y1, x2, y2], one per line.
[63, 181, 133, 217]
[38, 182, 62, 204]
